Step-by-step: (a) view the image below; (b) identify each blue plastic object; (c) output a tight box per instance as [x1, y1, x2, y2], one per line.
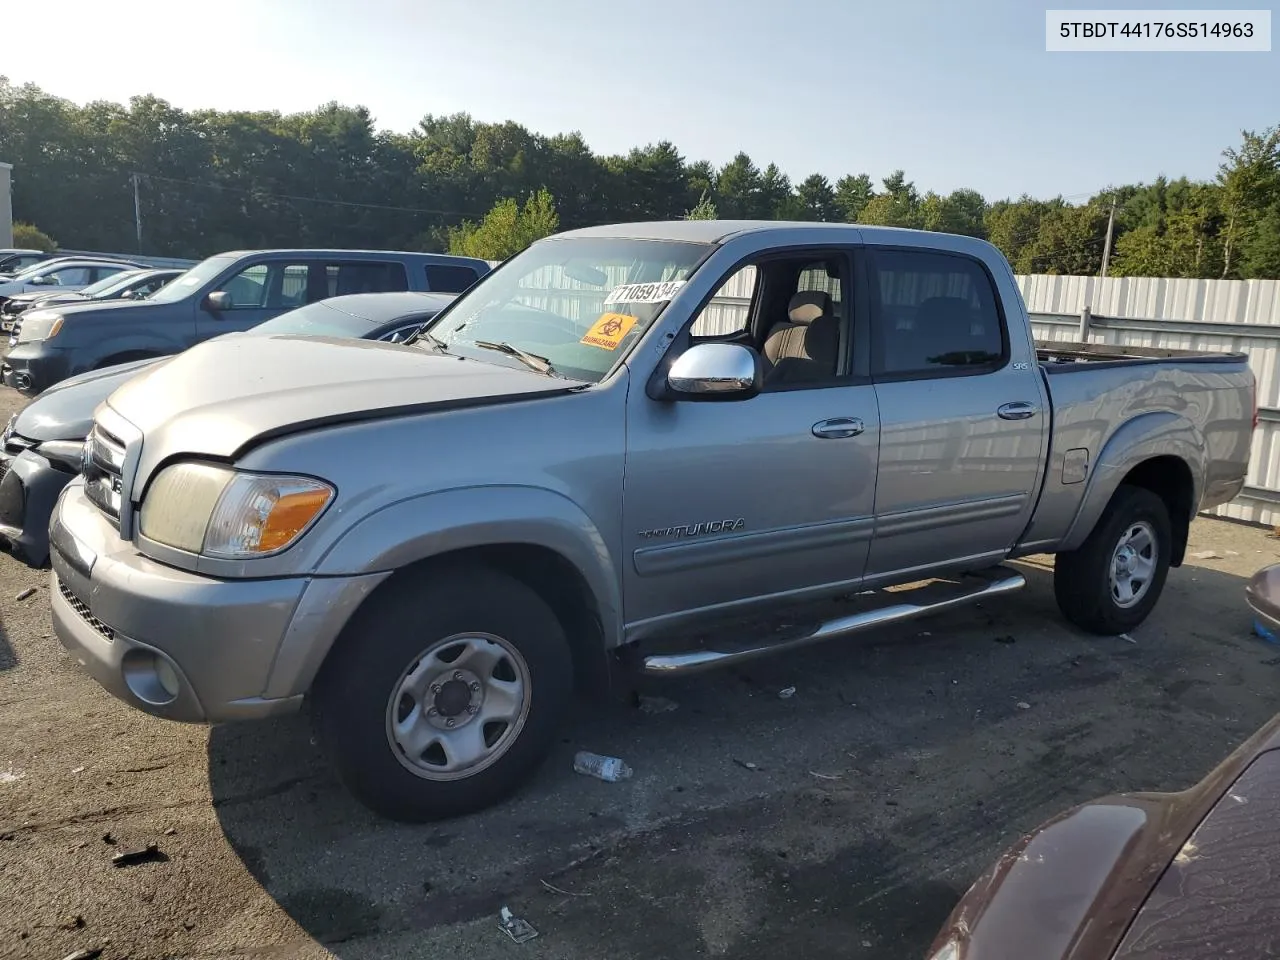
[1254, 619, 1279, 644]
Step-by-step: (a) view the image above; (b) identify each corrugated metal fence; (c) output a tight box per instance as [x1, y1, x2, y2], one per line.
[1019, 275, 1280, 526]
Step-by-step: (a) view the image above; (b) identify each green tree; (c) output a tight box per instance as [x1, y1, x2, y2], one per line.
[834, 174, 874, 222]
[920, 189, 987, 237]
[683, 190, 718, 220]
[794, 174, 839, 221]
[1014, 202, 1109, 275]
[858, 171, 923, 228]
[1217, 126, 1280, 278]
[11, 221, 56, 251]
[714, 152, 765, 218]
[447, 188, 559, 260]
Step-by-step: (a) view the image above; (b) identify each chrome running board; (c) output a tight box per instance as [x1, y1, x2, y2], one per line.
[641, 567, 1026, 677]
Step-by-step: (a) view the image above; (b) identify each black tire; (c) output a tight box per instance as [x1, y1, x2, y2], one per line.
[311, 564, 573, 822]
[1054, 485, 1172, 635]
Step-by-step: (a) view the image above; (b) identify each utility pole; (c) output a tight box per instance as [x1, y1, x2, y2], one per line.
[1099, 197, 1117, 280]
[131, 173, 143, 253]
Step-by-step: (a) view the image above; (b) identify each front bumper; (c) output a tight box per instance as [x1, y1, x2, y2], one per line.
[49, 479, 383, 723]
[0, 447, 77, 567]
[2, 342, 69, 396]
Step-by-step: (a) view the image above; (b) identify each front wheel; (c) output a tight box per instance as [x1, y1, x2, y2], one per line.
[1053, 485, 1173, 635]
[311, 565, 574, 822]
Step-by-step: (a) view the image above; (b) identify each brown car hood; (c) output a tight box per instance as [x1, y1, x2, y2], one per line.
[928, 713, 1280, 960]
[1111, 748, 1280, 959]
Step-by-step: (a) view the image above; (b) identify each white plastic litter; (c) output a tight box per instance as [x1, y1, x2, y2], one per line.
[573, 751, 633, 782]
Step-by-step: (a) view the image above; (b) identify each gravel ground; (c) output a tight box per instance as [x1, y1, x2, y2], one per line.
[2, 383, 1279, 960]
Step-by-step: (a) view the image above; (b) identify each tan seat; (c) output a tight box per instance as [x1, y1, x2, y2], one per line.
[762, 291, 839, 384]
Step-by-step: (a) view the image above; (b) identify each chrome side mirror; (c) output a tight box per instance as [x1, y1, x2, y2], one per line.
[205, 290, 232, 312]
[666, 342, 763, 400]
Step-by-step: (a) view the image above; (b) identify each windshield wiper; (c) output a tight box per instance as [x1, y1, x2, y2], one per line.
[405, 328, 449, 352]
[472, 339, 558, 377]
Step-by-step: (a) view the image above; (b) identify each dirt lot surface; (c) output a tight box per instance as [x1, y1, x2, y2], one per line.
[2, 385, 1279, 960]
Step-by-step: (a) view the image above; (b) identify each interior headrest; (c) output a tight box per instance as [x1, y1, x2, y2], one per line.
[787, 290, 831, 325]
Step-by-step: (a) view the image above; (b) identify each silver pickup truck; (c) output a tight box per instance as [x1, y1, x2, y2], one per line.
[49, 221, 1255, 821]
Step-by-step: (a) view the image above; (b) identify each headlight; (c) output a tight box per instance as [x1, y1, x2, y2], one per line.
[139, 462, 334, 558]
[16, 310, 64, 343]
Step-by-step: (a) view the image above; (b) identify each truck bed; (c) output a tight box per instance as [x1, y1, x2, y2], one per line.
[1036, 339, 1248, 369]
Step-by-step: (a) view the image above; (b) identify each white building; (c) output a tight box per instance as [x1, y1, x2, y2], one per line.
[0, 161, 12, 247]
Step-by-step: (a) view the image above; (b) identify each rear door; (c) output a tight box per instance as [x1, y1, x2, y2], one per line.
[865, 247, 1047, 581]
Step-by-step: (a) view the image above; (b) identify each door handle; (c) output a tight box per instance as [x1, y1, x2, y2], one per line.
[812, 417, 865, 439]
[997, 401, 1039, 421]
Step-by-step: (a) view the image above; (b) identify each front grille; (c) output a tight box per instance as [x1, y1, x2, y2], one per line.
[57, 577, 115, 641]
[83, 424, 126, 522]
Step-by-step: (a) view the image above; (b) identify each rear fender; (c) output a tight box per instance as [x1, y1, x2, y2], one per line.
[1060, 412, 1204, 552]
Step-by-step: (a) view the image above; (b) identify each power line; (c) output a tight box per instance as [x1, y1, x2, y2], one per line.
[137, 173, 488, 219]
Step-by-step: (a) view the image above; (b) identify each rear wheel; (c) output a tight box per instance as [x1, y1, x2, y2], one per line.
[1054, 485, 1172, 635]
[311, 565, 574, 822]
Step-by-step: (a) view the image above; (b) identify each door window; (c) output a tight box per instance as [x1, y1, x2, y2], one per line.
[47, 266, 93, 286]
[689, 265, 757, 338]
[326, 261, 409, 297]
[869, 250, 1006, 378]
[220, 262, 315, 309]
[425, 264, 481, 293]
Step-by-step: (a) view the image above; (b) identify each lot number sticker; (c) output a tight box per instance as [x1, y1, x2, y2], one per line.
[581, 312, 639, 350]
[603, 280, 685, 305]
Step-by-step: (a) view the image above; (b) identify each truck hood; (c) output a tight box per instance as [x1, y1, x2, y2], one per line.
[105, 334, 581, 480]
[15, 357, 168, 441]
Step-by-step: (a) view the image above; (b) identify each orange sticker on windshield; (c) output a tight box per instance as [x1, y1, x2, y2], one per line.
[581, 312, 639, 350]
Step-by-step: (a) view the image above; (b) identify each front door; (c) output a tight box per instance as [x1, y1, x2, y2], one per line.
[864, 246, 1047, 581]
[622, 250, 881, 636]
[197, 260, 317, 338]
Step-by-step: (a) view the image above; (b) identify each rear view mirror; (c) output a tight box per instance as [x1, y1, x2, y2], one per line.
[665, 342, 763, 401]
[29, 275, 53, 286]
[205, 291, 232, 312]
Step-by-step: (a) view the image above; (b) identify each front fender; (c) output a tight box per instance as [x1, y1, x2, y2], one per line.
[1060, 411, 1204, 552]
[314, 484, 623, 645]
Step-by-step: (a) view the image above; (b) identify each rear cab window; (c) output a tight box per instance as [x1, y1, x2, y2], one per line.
[868, 249, 1007, 378]
[326, 261, 409, 297]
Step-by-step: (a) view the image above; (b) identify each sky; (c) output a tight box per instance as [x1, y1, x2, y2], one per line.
[3, 0, 1277, 202]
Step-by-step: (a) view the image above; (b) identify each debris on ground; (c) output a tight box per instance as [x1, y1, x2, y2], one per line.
[163, 827, 177, 836]
[636, 694, 679, 714]
[110, 844, 166, 868]
[60, 915, 85, 930]
[572, 751, 633, 782]
[70, 766, 85, 774]
[1189, 549, 1223, 560]
[1015, 701, 1032, 710]
[808, 771, 841, 781]
[14, 587, 36, 601]
[540, 878, 589, 897]
[1119, 634, 1137, 644]
[100, 833, 115, 846]
[60, 949, 103, 960]
[498, 906, 538, 943]
[0, 767, 25, 784]
[1255, 620, 1279, 644]
[778, 686, 797, 699]
[993, 635, 1017, 645]
[734, 759, 761, 772]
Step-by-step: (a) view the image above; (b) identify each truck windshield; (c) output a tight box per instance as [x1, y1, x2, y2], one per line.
[427, 237, 711, 382]
[145, 256, 235, 304]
